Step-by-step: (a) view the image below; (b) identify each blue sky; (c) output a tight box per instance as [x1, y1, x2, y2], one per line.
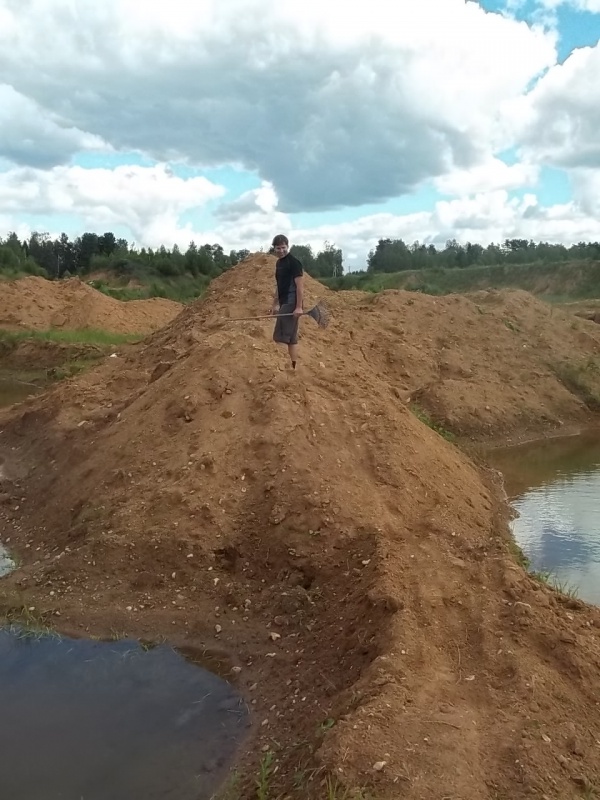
[0, 0, 599, 269]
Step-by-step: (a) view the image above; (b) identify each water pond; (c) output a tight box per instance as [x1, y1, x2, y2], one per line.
[0, 376, 43, 408]
[0, 543, 16, 577]
[0, 628, 249, 800]
[487, 432, 600, 605]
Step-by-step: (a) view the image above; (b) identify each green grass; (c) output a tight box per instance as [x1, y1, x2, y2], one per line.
[320, 259, 600, 299]
[510, 540, 580, 599]
[410, 403, 455, 442]
[0, 596, 58, 637]
[0, 327, 142, 346]
[256, 752, 274, 800]
[530, 568, 580, 599]
[509, 540, 531, 571]
[89, 274, 211, 303]
[551, 357, 600, 411]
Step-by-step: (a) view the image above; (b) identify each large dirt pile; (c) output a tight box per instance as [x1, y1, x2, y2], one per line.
[337, 285, 600, 442]
[1, 255, 600, 799]
[0, 275, 182, 334]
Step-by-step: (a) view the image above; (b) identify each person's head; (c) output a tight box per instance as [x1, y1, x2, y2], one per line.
[272, 234, 289, 258]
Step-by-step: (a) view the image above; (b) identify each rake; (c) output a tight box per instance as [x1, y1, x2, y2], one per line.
[226, 299, 330, 329]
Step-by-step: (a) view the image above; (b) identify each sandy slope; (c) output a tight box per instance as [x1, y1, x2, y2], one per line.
[1, 255, 600, 799]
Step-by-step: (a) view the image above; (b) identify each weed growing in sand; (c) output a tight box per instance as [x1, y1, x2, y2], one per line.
[532, 569, 580, 599]
[410, 403, 455, 442]
[317, 718, 336, 736]
[325, 777, 373, 800]
[2, 603, 58, 639]
[256, 751, 274, 800]
[509, 544, 581, 600]
[108, 629, 129, 642]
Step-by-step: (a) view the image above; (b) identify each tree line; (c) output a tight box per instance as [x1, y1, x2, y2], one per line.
[0, 231, 343, 281]
[2, 231, 600, 282]
[367, 237, 600, 272]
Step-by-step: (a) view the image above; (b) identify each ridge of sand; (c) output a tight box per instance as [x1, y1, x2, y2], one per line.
[0, 275, 182, 334]
[1, 255, 600, 799]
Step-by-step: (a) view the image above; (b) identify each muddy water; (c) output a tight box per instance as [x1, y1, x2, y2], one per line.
[0, 543, 15, 577]
[487, 433, 600, 606]
[0, 377, 42, 574]
[0, 376, 42, 407]
[0, 628, 249, 800]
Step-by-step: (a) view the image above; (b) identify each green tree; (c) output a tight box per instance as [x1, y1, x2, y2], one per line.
[290, 244, 316, 272]
[314, 241, 343, 277]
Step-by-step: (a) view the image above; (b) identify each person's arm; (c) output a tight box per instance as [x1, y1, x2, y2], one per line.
[271, 288, 279, 315]
[294, 275, 304, 315]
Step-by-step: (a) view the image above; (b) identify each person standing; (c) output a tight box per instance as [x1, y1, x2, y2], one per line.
[271, 234, 304, 370]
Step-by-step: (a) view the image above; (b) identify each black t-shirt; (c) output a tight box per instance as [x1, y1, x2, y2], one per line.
[275, 254, 303, 305]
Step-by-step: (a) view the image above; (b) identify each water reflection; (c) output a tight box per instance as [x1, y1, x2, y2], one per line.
[0, 628, 249, 800]
[488, 433, 600, 605]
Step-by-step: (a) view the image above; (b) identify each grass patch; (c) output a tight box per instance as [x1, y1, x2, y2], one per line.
[321, 259, 600, 299]
[90, 274, 211, 303]
[509, 539, 581, 599]
[531, 568, 580, 599]
[0, 328, 142, 347]
[410, 403, 455, 442]
[551, 357, 600, 411]
[0, 595, 57, 637]
[509, 539, 531, 571]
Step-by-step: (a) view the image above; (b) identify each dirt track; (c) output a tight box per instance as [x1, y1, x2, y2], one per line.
[0, 275, 182, 334]
[1, 255, 600, 799]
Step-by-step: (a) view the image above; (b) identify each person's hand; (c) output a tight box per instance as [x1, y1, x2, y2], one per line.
[293, 307, 303, 318]
[270, 304, 279, 316]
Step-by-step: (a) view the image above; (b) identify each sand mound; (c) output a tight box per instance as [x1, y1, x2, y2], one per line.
[0, 275, 182, 334]
[1, 255, 600, 799]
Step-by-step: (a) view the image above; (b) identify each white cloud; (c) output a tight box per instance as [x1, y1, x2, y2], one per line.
[287, 190, 600, 269]
[517, 44, 600, 171]
[434, 158, 539, 195]
[215, 181, 279, 221]
[0, 163, 224, 244]
[2, 174, 598, 269]
[0, 85, 106, 168]
[569, 168, 600, 216]
[536, 0, 600, 10]
[0, 0, 557, 211]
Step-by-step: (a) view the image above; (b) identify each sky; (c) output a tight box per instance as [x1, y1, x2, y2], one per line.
[0, 0, 599, 271]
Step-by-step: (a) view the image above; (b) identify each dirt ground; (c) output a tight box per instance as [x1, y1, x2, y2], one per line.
[1, 255, 600, 799]
[0, 275, 182, 334]
[559, 299, 600, 325]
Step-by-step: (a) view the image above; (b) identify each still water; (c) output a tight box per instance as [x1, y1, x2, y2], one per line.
[488, 433, 600, 606]
[0, 628, 249, 800]
[0, 376, 42, 407]
[0, 543, 15, 577]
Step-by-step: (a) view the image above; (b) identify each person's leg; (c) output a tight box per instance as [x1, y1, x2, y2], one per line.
[287, 310, 300, 368]
[288, 343, 299, 368]
[273, 304, 299, 368]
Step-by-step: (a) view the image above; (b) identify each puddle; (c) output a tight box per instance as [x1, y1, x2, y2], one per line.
[487, 433, 600, 605]
[0, 376, 42, 408]
[0, 627, 250, 800]
[0, 543, 16, 577]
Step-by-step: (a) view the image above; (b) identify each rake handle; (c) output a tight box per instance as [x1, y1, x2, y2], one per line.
[229, 311, 308, 321]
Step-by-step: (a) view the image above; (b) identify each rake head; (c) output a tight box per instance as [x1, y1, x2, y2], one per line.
[304, 300, 330, 329]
